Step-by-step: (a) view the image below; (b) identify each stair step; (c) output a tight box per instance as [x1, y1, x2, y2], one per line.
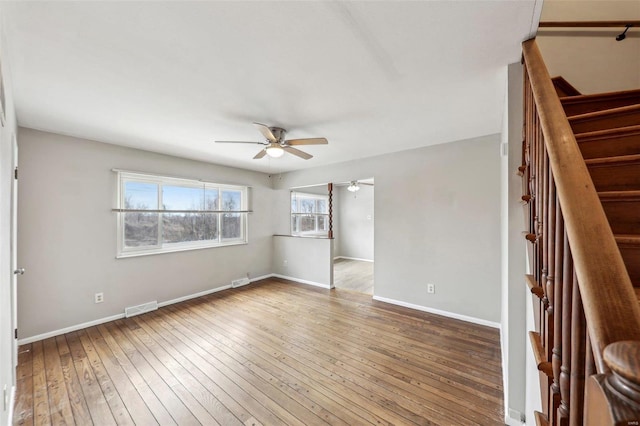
[615, 234, 640, 245]
[569, 104, 640, 134]
[529, 331, 553, 378]
[615, 235, 640, 286]
[599, 191, 640, 234]
[526, 274, 544, 299]
[561, 88, 640, 116]
[586, 154, 640, 191]
[576, 125, 640, 159]
[552, 76, 581, 97]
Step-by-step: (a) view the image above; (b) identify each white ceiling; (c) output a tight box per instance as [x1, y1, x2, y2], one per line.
[1, 1, 540, 174]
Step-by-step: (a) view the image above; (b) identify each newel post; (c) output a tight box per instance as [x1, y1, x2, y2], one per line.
[585, 341, 640, 425]
[328, 182, 333, 239]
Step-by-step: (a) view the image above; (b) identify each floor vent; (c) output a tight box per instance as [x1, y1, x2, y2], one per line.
[125, 301, 158, 318]
[232, 277, 251, 288]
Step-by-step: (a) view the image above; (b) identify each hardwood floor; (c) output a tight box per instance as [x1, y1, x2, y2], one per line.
[13, 278, 504, 425]
[333, 258, 374, 294]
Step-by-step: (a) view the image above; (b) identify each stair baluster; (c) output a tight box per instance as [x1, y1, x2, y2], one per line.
[521, 38, 640, 425]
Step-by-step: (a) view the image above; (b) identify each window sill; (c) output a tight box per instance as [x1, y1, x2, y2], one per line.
[273, 234, 333, 240]
[117, 240, 247, 259]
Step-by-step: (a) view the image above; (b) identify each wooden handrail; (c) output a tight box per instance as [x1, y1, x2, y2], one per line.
[522, 39, 640, 372]
[539, 21, 640, 28]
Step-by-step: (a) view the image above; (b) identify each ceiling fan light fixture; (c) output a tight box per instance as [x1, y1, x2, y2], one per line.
[265, 145, 284, 158]
[347, 181, 360, 192]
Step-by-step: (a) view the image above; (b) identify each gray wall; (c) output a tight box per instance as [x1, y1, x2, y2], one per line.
[274, 135, 502, 323]
[17, 128, 274, 339]
[538, 0, 640, 94]
[336, 185, 374, 261]
[272, 236, 333, 287]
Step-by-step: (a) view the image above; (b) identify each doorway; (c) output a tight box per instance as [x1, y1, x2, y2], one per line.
[332, 178, 374, 295]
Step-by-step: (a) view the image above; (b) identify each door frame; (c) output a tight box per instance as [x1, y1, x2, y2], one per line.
[10, 133, 17, 368]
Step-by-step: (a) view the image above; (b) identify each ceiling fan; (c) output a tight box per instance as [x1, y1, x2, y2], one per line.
[336, 180, 375, 192]
[215, 122, 328, 160]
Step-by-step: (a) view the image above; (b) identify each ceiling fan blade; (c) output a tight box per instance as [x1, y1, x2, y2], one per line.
[215, 140, 266, 145]
[286, 137, 328, 146]
[284, 146, 313, 160]
[253, 122, 277, 142]
[253, 149, 267, 159]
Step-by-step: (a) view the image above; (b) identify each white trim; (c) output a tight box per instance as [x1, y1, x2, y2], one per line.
[500, 325, 509, 425]
[157, 285, 231, 308]
[505, 414, 525, 426]
[372, 295, 501, 329]
[250, 274, 273, 282]
[17, 313, 126, 345]
[271, 273, 331, 289]
[116, 240, 248, 259]
[18, 284, 234, 344]
[8, 385, 15, 425]
[333, 256, 374, 263]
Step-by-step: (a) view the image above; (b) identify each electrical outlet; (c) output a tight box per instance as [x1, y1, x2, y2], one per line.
[94, 292, 104, 304]
[427, 283, 435, 294]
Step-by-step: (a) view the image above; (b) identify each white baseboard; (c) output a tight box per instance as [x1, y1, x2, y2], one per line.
[18, 313, 126, 345]
[271, 273, 331, 289]
[505, 415, 525, 426]
[372, 295, 501, 329]
[8, 384, 15, 425]
[18, 284, 234, 344]
[157, 285, 231, 308]
[250, 274, 273, 283]
[333, 256, 374, 262]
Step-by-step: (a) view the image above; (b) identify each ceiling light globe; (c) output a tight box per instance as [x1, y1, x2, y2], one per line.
[347, 182, 360, 192]
[266, 146, 284, 158]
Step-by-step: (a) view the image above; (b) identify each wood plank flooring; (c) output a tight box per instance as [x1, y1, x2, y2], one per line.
[333, 258, 374, 294]
[13, 278, 504, 425]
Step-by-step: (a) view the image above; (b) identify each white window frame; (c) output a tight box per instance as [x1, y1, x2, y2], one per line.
[290, 191, 329, 237]
[116, 171, 248, 258]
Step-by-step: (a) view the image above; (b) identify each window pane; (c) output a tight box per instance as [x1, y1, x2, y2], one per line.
[124, 182, 158, 209]
[222, 190, 241, 211]
[124, 212, 158, 247]
[292, 215, 298, 233]
[222, 213, 241, 239]
[317, 215, 328, 232]
[205, 189, 219, 211]
[200, 213, 219, 240]
[291, 196, 297, 213]
[162, 213, 218, 243]
[300, 199, 315, 213]
[317, 199, 327, 213]
[163, 185, 204, 210]
[118, 173, 247, 256]
[299, 215, 315, 232]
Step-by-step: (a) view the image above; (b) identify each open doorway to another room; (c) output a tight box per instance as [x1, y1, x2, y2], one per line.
[333, 178, 374, 295]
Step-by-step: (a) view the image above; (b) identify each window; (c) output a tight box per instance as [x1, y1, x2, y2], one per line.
[116, 171, 248, 257]
[291, 191, 328, 236]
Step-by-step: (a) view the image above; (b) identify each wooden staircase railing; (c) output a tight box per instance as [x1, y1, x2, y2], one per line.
[521, 38, 640, 425]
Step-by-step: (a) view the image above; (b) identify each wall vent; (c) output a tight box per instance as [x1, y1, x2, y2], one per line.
[231, 277, 251, 288]
[125, 301, 158, 318]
